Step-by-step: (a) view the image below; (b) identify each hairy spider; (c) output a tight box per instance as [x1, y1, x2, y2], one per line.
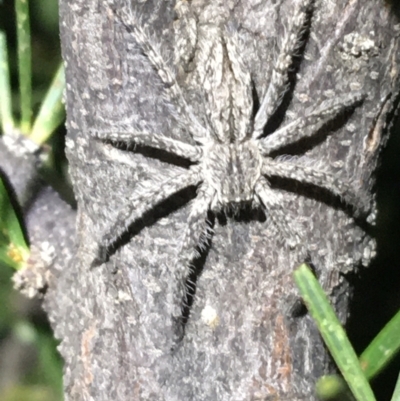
[92, 0, 366, 337]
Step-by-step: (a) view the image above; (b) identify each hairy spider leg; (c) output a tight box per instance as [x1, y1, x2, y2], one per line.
[116, 7, 209, 145]
[255, 177, 304, 249]
[190, 24, 253, 144]
[194, 25, 230, 144]
[167, 185, 214, 338]
[224, 28, 254, 141]
[92, 129, 202, 162]
[258, 92, 365, 154]
[173, 0, 198, 67]
[96, 165, 202, 259]
[253, 0, 315, 138]
[262, 159, 366, 216]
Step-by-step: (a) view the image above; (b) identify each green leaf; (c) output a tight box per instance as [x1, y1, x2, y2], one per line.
[391, 372, 400, 401]
[0, 32, 14, 134]
[293, 264, 376, 401]
[360, 309, 400, 379]
[16, 0, 32, 133]
[315, 301, 400, 399]
[30, 63, 65, 144]
[0, 177, 29, 270]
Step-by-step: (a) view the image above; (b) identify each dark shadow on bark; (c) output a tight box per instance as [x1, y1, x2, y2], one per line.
[261, 3, 314, 138]
[268, 175, 374, 234]
[105, 185, 198, 263]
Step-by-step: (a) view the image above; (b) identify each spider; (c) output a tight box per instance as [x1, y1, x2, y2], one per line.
[91, 0, 366, 337]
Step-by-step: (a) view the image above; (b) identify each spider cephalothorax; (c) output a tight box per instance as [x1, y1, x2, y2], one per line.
[202, 140, 263, 207]
[91, 0, 367, 340]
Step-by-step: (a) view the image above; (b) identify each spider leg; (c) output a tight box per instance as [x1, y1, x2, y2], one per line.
[92, 129, 202, 162]
[258, 92, 365, 154]
[224, 27, 254, 141]
[196, 26, 253, 143]
[114, 7, 209, 144]
[253, 0, 315, 138]
[255, 177, 304, 250]
[168, 184, 214, 341]
[93, 165, 203, 265]
[262, 159, 368, 216]
[174, 0, 198, 69]
[191, 25, 229, 143]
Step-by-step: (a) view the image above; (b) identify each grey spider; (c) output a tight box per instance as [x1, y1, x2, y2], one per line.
[92, 0, 366, 335]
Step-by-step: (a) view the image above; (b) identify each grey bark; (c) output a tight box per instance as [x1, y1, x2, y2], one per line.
[1, 0, 399, 400]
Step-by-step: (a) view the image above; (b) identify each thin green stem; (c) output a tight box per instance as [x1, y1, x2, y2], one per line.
[315, 305, 400, 399]
[360, 309, 400, 379]
[30, 63, 65, 144]
[294, 264, 376, 401]
[391, 372, 400, 401]
[16, 0, 32, 133]
[0, 177, 29, 270]
[0, 32, 14, 134]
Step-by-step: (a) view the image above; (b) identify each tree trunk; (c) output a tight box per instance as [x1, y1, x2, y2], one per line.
[4, 0, 399, 400]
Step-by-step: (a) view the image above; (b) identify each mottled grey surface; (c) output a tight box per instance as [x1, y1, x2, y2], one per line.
[90, 2, 372, 350]
[54, 0, 400, 400]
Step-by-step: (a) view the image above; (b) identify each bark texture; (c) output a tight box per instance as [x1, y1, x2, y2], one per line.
[2, 0, 399, 400]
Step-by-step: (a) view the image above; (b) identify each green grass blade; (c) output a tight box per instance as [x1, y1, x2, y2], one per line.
[30, 63, 65, 144]
[391, 372, 400, 401]
[16, 0, 32, 133]
[315, 307, 400, 398]
[293, 264, 376, 401]
[0, 32, 14, 134]
[360, 309, 400, 379]
[0, 176, 29, 270]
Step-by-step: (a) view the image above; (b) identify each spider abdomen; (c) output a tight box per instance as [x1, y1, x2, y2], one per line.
[203, 140, 262, 207]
